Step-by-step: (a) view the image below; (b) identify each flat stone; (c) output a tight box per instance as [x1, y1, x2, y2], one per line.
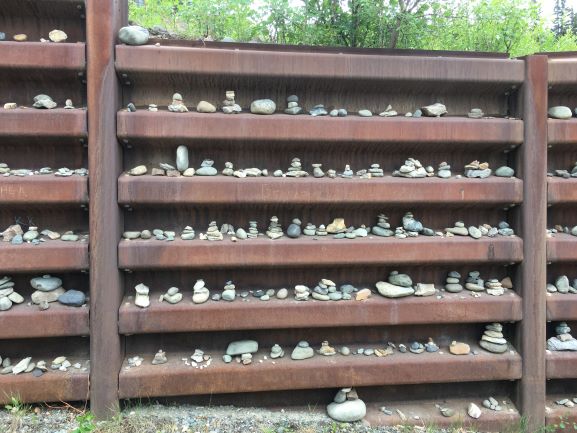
[388, 272, 412, 287]
[129, 165, 147, 176]
[421, 103, 447, 117]
[479, 340, 508, 354]
[358, 109, 372, 117]
[449, 341, 470, 355]
[547, 337, 577, 351]
[226, 340, 258, 356]
[30, 275, 62, 292]
[414, 283, 436, 297]
[31, 287, 65, 304]
[445, 283, 463, 293]
[58, 290, 86, 307]
[376, 281, 414, 298]
[549, 106, 573, 120]
[196, 167, 218, 176]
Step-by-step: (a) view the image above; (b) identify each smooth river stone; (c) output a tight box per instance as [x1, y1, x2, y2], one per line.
[176, 145, 189, 172]
[327, 400, 367, 422]
[0, 297, 12, 311]
[226, 340, 258, 356]
[414, 283, 436, 297]
[376, 281, 414, 298]
[388, 272, 412, 287]
[479, 340, 508, 354]
[30, 275, 62, 292]
[547, 337, 577, 351]
[495, 166, 515, 177]
[250, 99, 276, 115]
[549, 106, 573, 120]
[291, 342, 314, 360]
[118, 25, 150, 46]
[58, 290, 86, 307]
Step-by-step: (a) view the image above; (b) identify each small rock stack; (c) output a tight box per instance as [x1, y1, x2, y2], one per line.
[287, 219, 302, 238]
[197, 159, 217, 176]
[168, 93, 188, 112]
[311, 278, 337, 301]
[445, 271, 463, 293]
[479, 323, 508, 354]
[192, 279, 210, 304]
[266, 216, 284, 240]
[30, 275, 65, 307]
[369, 163, 384, 177]
[372, 214, 393, 237]
[284, 95, 303, 115]
[303, 223, 316, 236]
[222, 90, 242, 114]
[485, 279, 505, 296]
[465, 271, 484, 292]
[312, 163, 324, 178]
[222, 281, 236, 301]
[547, 322, 577, 351]
[340, 164, 353, 178]
[181, 226, 195, 240]
[291, 341, 314, 359]
[285, 158, 308, 177]
[0, 276, 24, 311]
[152, 350, 167, 365]
[247, 221, 259, 239]
[134, 283, 150, 308]
[326, 388, 366, 422]
[205, 221, 224, 241]
[465, 160, 491, 178]
[294, 284, 310, 301]
[393, 158, 428, 178]
[222, 162, 234, 176]
[161, 287, 182, 304]
[438, 162, 451, 178]
[270, 344, 285, 358]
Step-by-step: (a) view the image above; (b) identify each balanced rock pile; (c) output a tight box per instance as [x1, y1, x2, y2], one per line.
[31, 275, 65, 307]
[291, 341, 314, 360]
[479, 323, 508, 354]
[222, 91, 242, 114]
[134, 283, 150, 308]
[376, 271, 414, 298]
[221, 281, 236, 302]
[285, 157, 308, 177]
[0, 276, 24, 312]
[445, 271, 463, 293]
[266, 216, 284, 240]
[160, 287, 182, 304]
[311, 278, 337, 301]
[372, 214, 393, 237]
[326, 388, 366, 423]
[193, 279, 210, 304]
[465, 160, 491, 178]
[168, 93, 188, 112]
[392, 158, 431, 178]
[482, 396, 502, 412]
[224, 340, 258, 365]
[204, 221, 223, 241]
[284, 95, 303, 115]
[547, 322, 577, 351]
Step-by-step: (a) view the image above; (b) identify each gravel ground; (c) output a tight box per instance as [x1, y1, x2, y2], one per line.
[0, 403, 478, 433]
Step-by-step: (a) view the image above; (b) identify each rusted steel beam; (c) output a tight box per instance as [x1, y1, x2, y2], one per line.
[547, 235, 577, 262]
[119, 347, 522, 399]
[546, 295, 577, 321]
[0, 303, 89, 339]
[117, 112, 524, 145]
[0, 109, 87, 140]
[0, 176, 88, 204]
[545, 395, 577, 431]
[548, 120, 577, 145]
[118, 237, 524, 271]
[0, 42, 85, 71]
[548, 58, 577, 86]
[0, 370, 89, 405]
[546, 352, 577, 379]
[0, 242, 88, 272]
[547, 178, 577, 204]
[118, 176, 523, 206]
[116, 45, 525, 83]
[119, 291, 522, 335]
[518, 54, 548, 429]
[87, 0, 126, 419]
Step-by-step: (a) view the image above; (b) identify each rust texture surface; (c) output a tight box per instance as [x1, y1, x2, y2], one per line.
[0, 371, 89, 405]
[117, 112, 524, 144]
[546, 352, 577, 379]
[0, 303, 89, 339]
[119, 347, 522, 399]
[0, 109, 87, 139]
[87, 0, 126, 418]
[119, 291, 522, 335]
[0, 42, 86, 70]
[547, 234, 577, 262]
[546, 294, 577, 321]
[548, 178, 577, 204]
[118, 176, 523, 206]
[0, 176, 88, 204]
[547, 119, 577, 144]
[119, 237, 523, 270]
[0, 242, 89, 272]
[116, 45, 524, 83]
[548, 58, 577, 85]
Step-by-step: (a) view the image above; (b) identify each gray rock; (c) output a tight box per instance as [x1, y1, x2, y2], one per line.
[388, 271, 412, 287]
[556, 276, 570, 294]
[291, 341, 314, 360]
[0, 32, 5, 41]
[469, 226, 482, 239]
[118, 25, 150, 46]
[226, 340, 258, 356]
[445, 283, 463, 293]
[358, 109, 372, 117]
[376, 281, 414, 298]
[250, 99, 276, 115]
[287, 222, 301, 238]
[372, 226, 394, 237]
[421, 103, 447, 117]
[11, 234, 23, 245]
[33, 94, 57, 109]
[549, 106, 573, 120]
[547, 337, 577, 351]
[495, 166, 515, 177]
[58, 290, 86, 307]
[327, 399, 366, 422]
[30, 275, 62, 292]
[222, 290, 235, 302]
[0, 297, 12, 311]
[196, 167, 218, 176]
[309, 105, 328, 116]
[235, 228, 248, 239]
[479, 340, 508, 354]
[176, 145, 189, 172]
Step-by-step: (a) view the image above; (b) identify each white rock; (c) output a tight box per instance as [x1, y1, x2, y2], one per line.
[327, 399, 366, 422]
[468, 402, 482, 419]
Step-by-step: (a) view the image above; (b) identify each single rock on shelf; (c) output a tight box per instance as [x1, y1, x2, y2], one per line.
[118, 25, 150, 46]
[547, 322, 577, 351]
[152, 350, 167, 365]
[128, 165, 147, 176]
[358, 109, 372, 117]
[287, 218, 302, 238]
[197, 101, 216, 113]
[222, 90, 242, 114]
[379, 105, 398, 117]
[468, 403, 482, 419]
[250, 99, 276, 115]
[495, 166, 515, 177]
[414, 283, 436, 297]
[58, 290, 86, 307]
[134, 283, 150, 308]
[226, 340, 258, 356]
[49, 29, 67, 43]
[479, 323, 508, 353]
[176, 145, 189, 172]
[450, 341, 471, 355]
[421, 103, 447, 117]
[13, 34, 28, 42]
[168, 93, 188, 113]
[33, 94, 57, 109]
[468, 108, 484, 119]
[3, 103, 17, 110]
[327, 388, 366, 422]
[549, 106, 573, 120]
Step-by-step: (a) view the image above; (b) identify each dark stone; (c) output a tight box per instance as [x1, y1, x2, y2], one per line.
[253, 289, 265, 298]
[32, 369, 44, 377]
[127, 103, 136, 112]
[58, 289, 86, 307]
